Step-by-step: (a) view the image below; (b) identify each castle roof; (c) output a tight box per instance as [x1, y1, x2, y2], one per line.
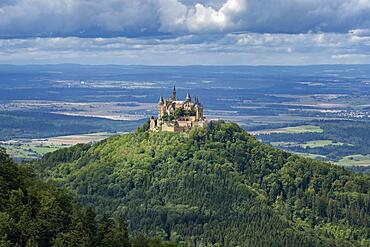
[195, 96, 202, 106]
[158, 88, 203, 107]
[185, 92, 191, 101]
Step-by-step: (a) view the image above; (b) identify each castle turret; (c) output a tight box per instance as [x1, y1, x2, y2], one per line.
[149, 116, 157, 130]
[172, 85, 177, 101]
[195, 105, 203, 121]
[185, 92, 191, 102]
[158, 96, 165, 118]
[196, 97, 202, 107]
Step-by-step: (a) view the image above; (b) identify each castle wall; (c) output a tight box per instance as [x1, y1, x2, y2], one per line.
[177, 120, 193, 128]
[161, 122, 184, 132]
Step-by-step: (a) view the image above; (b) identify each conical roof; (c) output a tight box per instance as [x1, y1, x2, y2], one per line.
[196, 97, 202, 106]
[185, 92, 191, 101]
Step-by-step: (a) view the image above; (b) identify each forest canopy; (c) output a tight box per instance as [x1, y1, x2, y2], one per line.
[33, 121, 370, 246]
[0, 147, 176, 247]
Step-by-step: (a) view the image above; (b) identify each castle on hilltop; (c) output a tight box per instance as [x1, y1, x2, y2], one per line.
[149, 86, 206, 132]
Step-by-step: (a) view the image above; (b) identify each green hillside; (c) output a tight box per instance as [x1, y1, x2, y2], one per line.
[35, 121, 370, 246]
[0, 147, 176, 247]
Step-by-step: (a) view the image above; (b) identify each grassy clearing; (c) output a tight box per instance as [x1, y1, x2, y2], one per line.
[336, 154, 370, 167]
[275, 125, 323, 134]
[270, 141, 297, 146]
[299, 140, 345, 148]
[33, 132, 121, 145]
[252, 125, 323, 135]
[2, 144, 63, 159]
[1, 131, 125, 160]
[292, 151, 326, 160]
[270, 139, 344, 148]
[270, 143, 328, 160]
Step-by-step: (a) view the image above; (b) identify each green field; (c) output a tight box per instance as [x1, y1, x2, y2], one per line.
[292, 151, 326, 160]
[270, 139, 344, 148]
[336, 154, 370, 167]
[1, 144, 64, 159]
[275, 125, 324, 134]
[253, 124, 324, 135]
[1, 131, 123, 160]
[299, 140, 345, 148]
[270, 141, 298, 147]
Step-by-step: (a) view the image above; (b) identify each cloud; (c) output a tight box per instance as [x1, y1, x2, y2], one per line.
[2, 0, 370, 65]
[1, 0, 370, 38]
[0, 0, 160, 38]
[1, 31, 370, 65]
[350, 28, 370, 37]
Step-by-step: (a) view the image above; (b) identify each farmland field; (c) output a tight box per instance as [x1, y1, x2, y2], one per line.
[252, 125, 323, 135]
[0, 132, 124, 161]
[336, 155, 370, 167]
[299, 140, 344, 148]
[0, 64, 369, 170]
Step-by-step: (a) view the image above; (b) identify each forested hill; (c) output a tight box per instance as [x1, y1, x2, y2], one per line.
[0, 147, 176, 247]
[35, 121, 370, 246]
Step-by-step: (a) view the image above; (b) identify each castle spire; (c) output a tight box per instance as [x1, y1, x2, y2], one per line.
[158, 96, 164, 104]
[196, 97, 202, 106]
[172, 85, 177, 101]
[185, 92, 191, 102]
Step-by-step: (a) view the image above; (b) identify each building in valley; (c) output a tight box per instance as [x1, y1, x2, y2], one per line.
[149, 86, 206, 132]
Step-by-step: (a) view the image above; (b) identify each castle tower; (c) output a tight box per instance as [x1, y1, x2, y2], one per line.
[172, 85, 177, 101]
[149, 116, 156, 130]
[195, 106, 203, 121]
[185, 92, 191, 102]
[158, 96, 165, 118]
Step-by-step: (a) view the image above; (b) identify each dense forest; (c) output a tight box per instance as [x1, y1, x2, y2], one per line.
[0, 147, 176, 247]
[33, 121, 370, 246]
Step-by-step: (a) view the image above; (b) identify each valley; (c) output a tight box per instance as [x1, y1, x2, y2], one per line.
[0, 64, 369, 170]
[2, 2, 370, 246]
[0, 132, 124, 161]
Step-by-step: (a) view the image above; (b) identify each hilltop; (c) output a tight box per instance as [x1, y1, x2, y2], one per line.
[35, 121, 370, 246]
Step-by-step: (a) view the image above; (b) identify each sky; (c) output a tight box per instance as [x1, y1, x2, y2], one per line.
[1, 0, 370, 65]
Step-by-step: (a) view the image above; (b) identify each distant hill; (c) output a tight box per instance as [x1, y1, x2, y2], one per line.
[0, 111, 143, 141]
[35, 121, 370, 246]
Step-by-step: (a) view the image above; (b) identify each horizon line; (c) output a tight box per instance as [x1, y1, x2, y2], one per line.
[1, 63, 370, 67]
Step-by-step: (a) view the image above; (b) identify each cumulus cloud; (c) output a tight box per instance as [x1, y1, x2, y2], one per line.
[159, 0, 247, 33]
[350, 28, 370, 37]
[1, 31, 370, 64]
[2, 0, 370, 65]
[1, 0, 370, 38]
